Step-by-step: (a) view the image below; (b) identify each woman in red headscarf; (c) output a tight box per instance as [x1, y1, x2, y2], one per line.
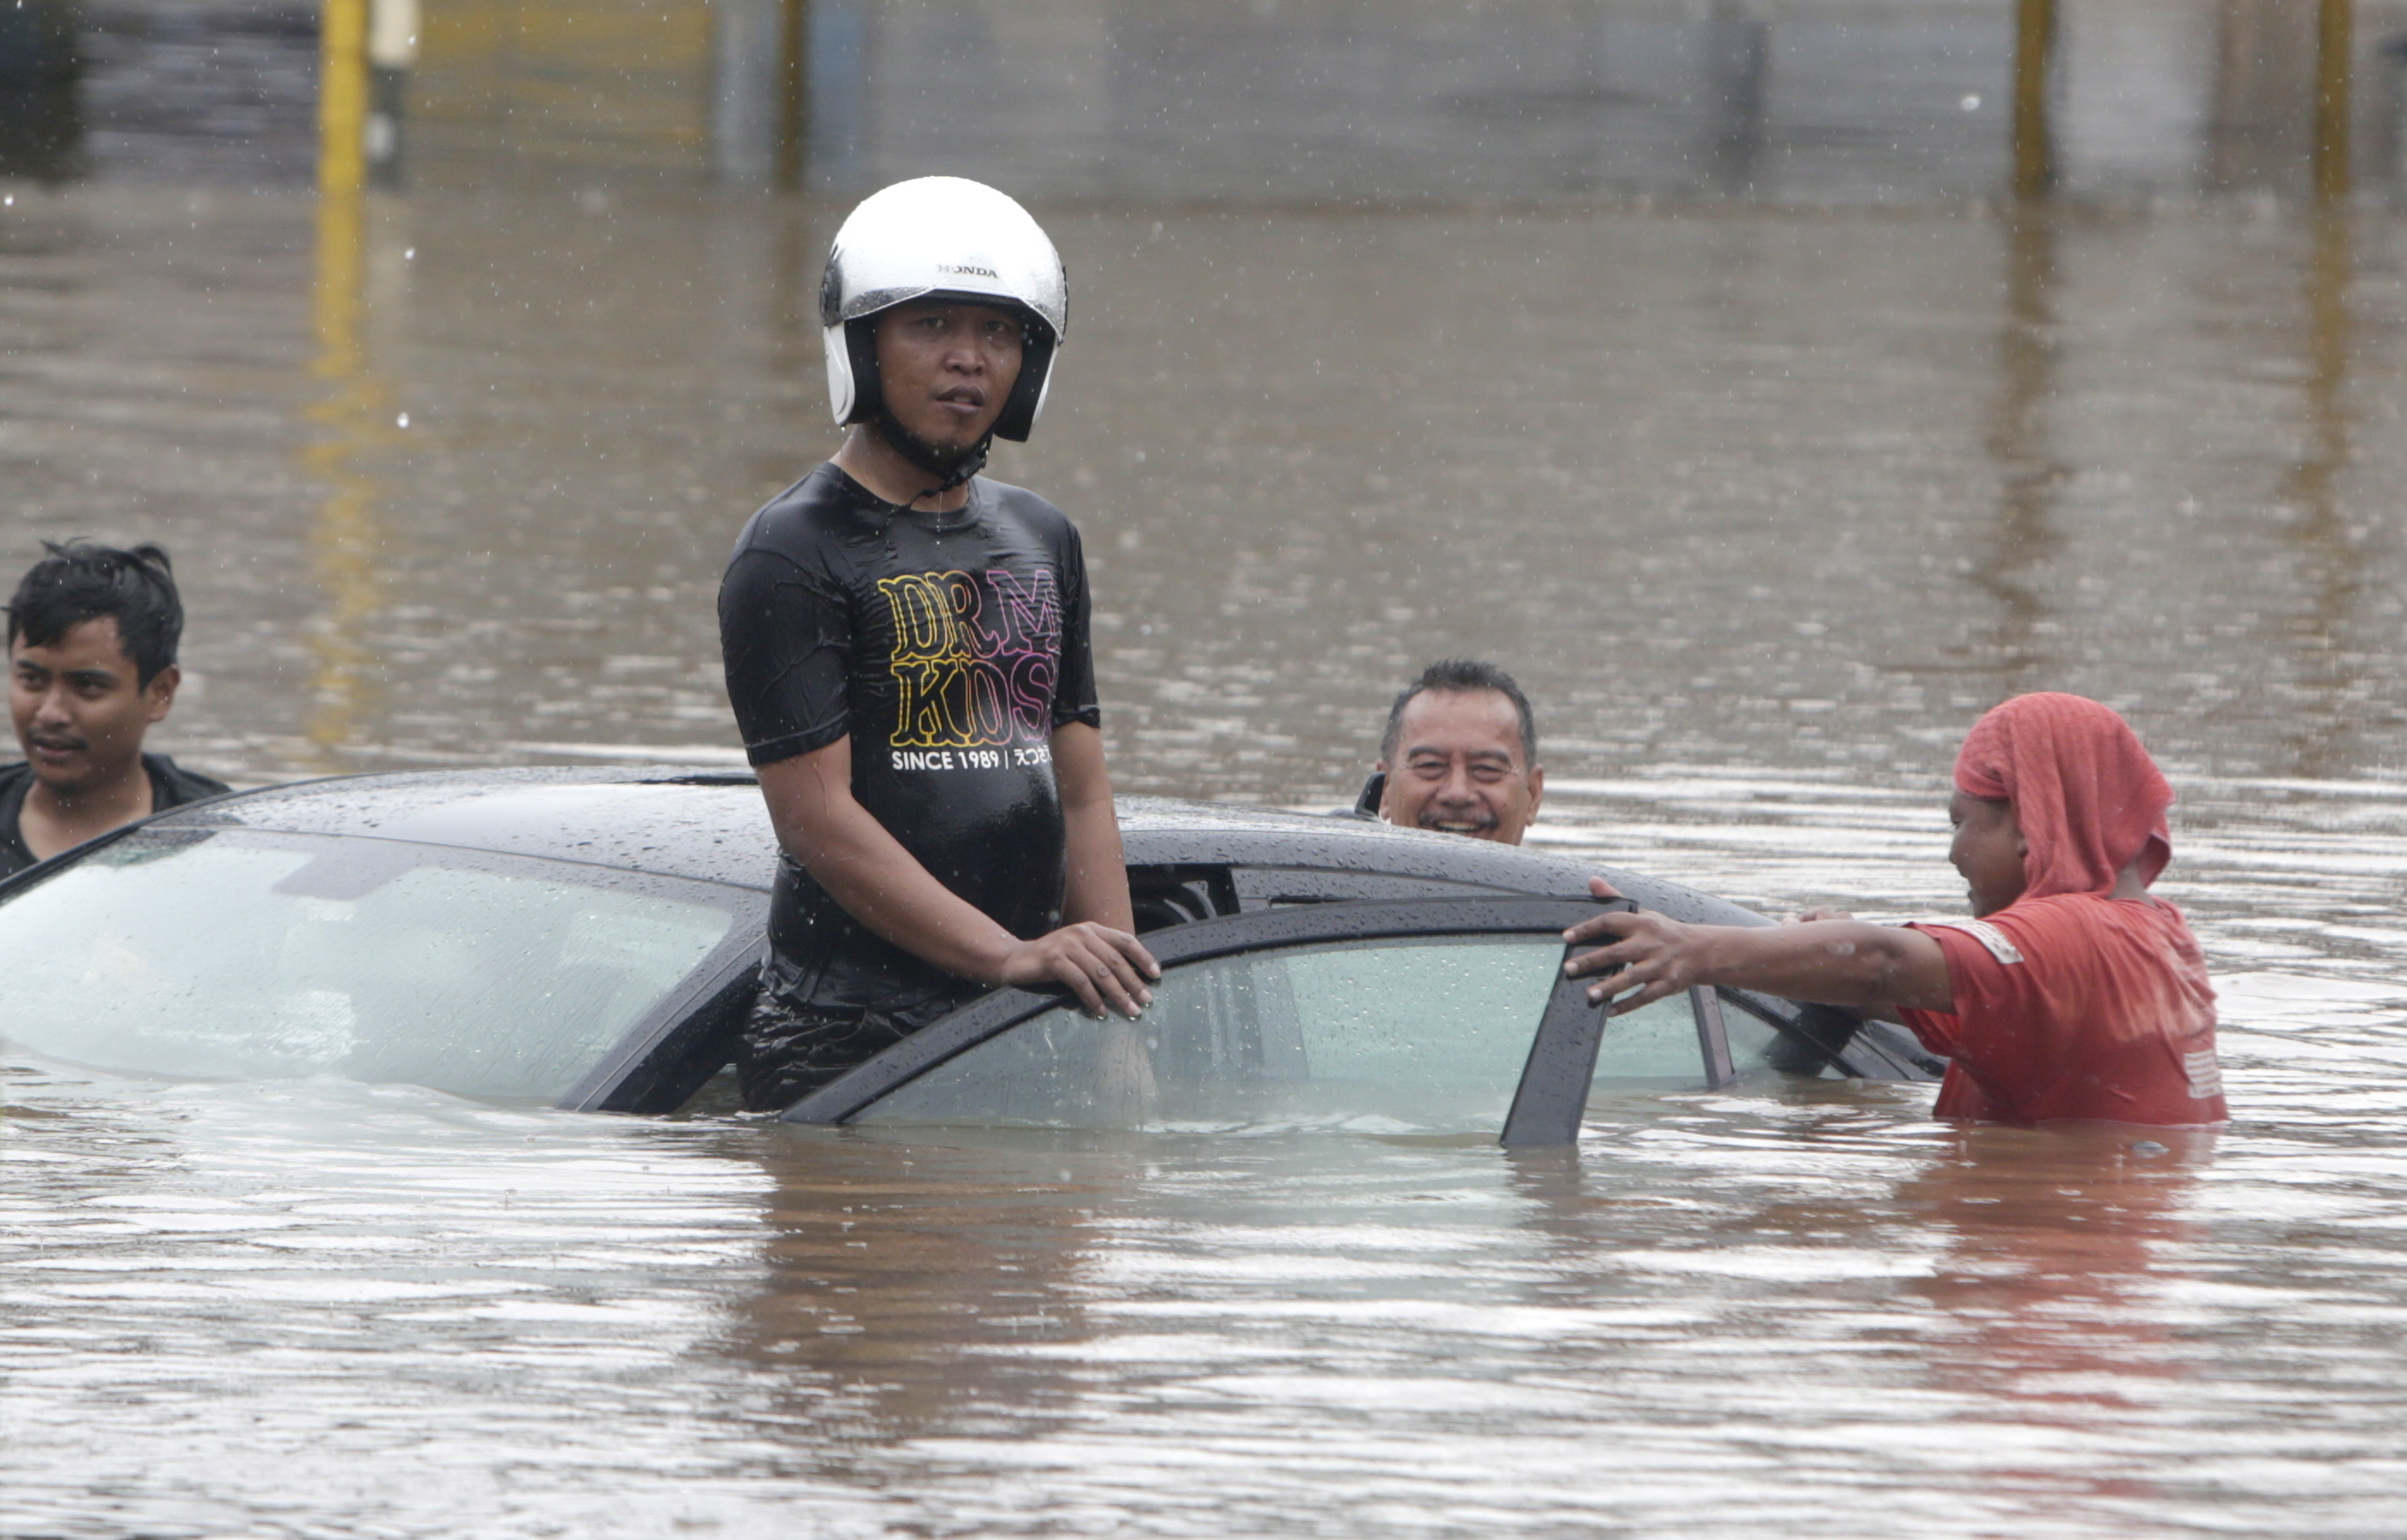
[1562, 693, 2226, 1127]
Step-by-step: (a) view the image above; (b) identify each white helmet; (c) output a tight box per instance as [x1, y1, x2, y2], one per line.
[818, 176, 1068, 443]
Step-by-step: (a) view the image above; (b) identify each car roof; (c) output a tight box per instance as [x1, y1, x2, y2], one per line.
[157, 767, 786, 889]
[1112, 796, 1772, 925]
[150, 768, 1775, 927]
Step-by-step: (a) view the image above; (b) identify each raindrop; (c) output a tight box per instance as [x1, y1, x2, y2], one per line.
[403, 247, 416, 260]
[1960, 94, 1981, 112]
[2130, 1140, 2167, 1158]
[396, 412, 411, 429]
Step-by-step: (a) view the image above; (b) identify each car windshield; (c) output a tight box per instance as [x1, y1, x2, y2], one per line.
[853, 932, 1566, 1134]
[0, 828, 740, 1101]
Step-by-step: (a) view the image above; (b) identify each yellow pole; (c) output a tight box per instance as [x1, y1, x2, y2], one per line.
[2313, 0, 2354, 202]
[314, 0, 368, 376]
[2011, 0, 2057, 199]
[318, 0, 369, 198]
[305, 0, 385, 763]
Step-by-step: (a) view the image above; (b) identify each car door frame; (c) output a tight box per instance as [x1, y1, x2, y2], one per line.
[1127, 855, 1931, 1085]
[560, 907, 769, 1113]
[783, 895, 1724, 1145]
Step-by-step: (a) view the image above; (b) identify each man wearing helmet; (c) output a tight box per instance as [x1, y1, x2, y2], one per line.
[719, 177, 1157, 1113]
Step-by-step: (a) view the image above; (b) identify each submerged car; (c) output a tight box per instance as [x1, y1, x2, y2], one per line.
[0, 767, 1938, 1141]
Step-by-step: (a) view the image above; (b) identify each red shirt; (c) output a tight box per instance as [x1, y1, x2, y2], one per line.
[1898, 894, 2227, 1127]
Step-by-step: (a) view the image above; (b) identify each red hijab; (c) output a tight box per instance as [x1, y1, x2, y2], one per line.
[1954, 693, 2173, 899]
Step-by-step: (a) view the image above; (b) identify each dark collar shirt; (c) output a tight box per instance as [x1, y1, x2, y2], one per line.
[0, 753, 232, 880]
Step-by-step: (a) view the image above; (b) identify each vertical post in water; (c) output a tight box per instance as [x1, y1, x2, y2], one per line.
[365, 0, 419, 187]
[2011, 0, 2058, 199]
[318, 0, 368, 199]
[2314, 0, 2354, 200]
[779, 0, 812, 189]
[308, 0, 384, 762]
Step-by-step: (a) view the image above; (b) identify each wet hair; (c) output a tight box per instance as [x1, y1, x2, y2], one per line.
[6, 541, 185, 687]
[1381, 659, 1538, 767]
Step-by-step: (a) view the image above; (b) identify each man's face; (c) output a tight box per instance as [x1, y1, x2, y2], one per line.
[873, 300, 1025, 454]
[9, 616, 176, 797]
[1377, 688, 1543, 845]
[1948, 790, 2027, 918]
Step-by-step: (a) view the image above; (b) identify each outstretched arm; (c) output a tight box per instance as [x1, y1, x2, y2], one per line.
[756, 736, 1156, 1018]
[1561, 877, 1952, 1016]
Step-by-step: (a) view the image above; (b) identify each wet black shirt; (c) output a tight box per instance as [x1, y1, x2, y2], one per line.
[0, 754, 231, 879]
[720, 465, 1101, 1026]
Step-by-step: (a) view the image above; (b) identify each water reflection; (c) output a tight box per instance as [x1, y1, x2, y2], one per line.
[2211, 0, 2320, 196]
[1939, 207, 2067, 688]
[1703, 0, 1773, 195]
[302, 168, 393, 764]
[5, 186, 2399, 793]
[76, 0, 320, 185]
[2269, 211, 2364, 779]
[725, 1128, 1112, 1457]
[1884, 1127, 2212, 1518]
[1903, 1126, 2210, 1410]
[9, 957, 2407, 1536]
[0, 0, 83, 184]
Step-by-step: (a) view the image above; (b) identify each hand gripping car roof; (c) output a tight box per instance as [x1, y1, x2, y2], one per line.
[818, 175, 1069, 444]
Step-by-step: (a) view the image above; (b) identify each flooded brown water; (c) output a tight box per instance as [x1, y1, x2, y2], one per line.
[9, 177, 2407, 1535]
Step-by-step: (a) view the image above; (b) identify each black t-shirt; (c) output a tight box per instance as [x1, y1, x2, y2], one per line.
[720, 464, 1101, 1026]
[0, 753, 232, 879]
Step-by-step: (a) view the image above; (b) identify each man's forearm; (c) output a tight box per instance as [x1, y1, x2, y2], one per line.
[759, 731, 1156, 1018]
[758, 748, 1022, 983]
[1688, 920, 1951, 1012]
[805, 808, 1024, 979]
[1061, 796, 1132, 930]
[1053, 722, 1134, 931]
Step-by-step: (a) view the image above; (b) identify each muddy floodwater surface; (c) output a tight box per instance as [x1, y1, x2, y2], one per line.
[6, 180, 2407, 1536]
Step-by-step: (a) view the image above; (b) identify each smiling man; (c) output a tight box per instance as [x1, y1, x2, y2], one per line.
[1, 541, 227, 878]
[1358, 659, 1545, 845]
[718, 177, 1156, 1112]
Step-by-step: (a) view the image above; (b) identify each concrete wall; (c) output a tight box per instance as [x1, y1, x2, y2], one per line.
[8, 0, 2407, 199]
[799, 0, 2407, 203]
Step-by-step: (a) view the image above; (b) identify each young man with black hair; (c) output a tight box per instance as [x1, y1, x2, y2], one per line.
[2, 541, 227, 877]
[719, 177, 1156, 1113]
[1355, 659, 1546, 846]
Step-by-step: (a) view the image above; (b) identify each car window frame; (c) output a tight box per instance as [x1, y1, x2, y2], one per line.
[1714, 987, 1946, 1080]
[558, 926, 767, 1112]
[1227, 866, 1520, 910]
[784, 895, 1665, 1144]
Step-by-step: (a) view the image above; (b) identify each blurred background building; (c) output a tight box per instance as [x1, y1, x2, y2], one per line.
[3, 0, 2404, 201]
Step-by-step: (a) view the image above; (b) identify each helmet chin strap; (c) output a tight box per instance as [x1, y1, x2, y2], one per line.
[873, 411, 991, 505]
